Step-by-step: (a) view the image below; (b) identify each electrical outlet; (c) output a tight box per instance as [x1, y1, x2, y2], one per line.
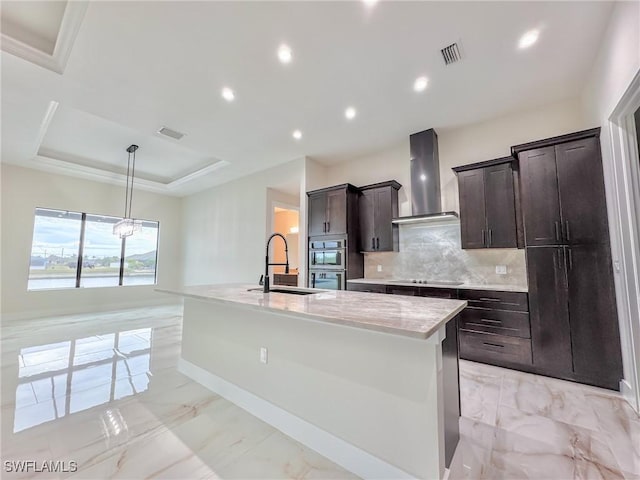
[377, 265, 383, 272]
[260, 347, 268, 364]
[495, 265, 507, 275]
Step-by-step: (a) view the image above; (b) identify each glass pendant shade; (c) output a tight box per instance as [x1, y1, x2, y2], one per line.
[113, 218, 143, 238]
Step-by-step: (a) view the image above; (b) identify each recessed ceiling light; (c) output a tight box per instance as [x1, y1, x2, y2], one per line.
[292, 129, 302, 140]
[518, 29, 539, 49]
[414, 76, 428, 92]
[278, 44, 292, 64]
[221, 87, 235, 102]
[345, 107, 357, 120]
[363, 0, 378, 7]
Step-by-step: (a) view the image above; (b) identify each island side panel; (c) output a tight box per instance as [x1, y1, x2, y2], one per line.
[442, 315, 460, 468]
[180, 297, 447, 479]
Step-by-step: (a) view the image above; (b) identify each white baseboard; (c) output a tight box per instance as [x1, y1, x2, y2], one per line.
[178, 358, 415, 480]
[620, 378, 640, 414]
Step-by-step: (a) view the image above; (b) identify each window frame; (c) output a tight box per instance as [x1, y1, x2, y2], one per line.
[28, 207, 159, 291]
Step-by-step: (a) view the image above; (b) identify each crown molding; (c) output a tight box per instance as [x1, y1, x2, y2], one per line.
[1, 1, 88, 74]
[29, 153, 229, 197]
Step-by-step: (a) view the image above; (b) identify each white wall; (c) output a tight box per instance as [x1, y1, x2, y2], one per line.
[299, 158, 328, 287]
[323, 97, 589, 214]
[582, 1, 640, 124]
[581, 0, 640, 411]
[0, 164, 183, 320]
[181, 297, 445, 479]
[182, 158, 305, 286]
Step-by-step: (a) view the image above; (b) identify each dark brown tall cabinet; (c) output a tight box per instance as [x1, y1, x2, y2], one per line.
[358, 181, 401, 252]
[308, 186, 354, 236]
[514, 128, 623, 390]
[307, 184, 363, 289]
[453, 158, 521, 249]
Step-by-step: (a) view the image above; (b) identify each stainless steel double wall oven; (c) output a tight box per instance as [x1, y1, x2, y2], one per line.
[308, 237, 347, 290]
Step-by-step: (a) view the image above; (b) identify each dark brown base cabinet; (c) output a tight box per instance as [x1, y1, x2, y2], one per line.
[457, 290, 533, 370]
[348, 281, 534, 372]
[527, 245, 623, 390]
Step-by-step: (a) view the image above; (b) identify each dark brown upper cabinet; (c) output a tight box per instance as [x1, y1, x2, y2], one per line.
[515, 130, 609, 246]
[307, 184, 359, 237]
[358, 181, 401, 252]
[453, 158, 519, 249]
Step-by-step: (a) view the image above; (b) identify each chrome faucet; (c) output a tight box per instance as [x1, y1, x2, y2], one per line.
[264, 233, 289, 293]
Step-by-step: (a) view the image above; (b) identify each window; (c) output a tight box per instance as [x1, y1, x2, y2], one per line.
[81, 214, 124, 288]
[122, 221, 159, 286]
[28, 209, 82, 290]
[28, 208, 159, 290]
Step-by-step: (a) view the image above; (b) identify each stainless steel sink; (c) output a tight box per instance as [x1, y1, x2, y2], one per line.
[247, 287, 317, 295]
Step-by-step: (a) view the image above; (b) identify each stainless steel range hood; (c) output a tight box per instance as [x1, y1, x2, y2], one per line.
[392, 128, 458, 224]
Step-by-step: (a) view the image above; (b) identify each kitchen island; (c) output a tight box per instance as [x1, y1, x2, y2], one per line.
[158, 284, 467, 479]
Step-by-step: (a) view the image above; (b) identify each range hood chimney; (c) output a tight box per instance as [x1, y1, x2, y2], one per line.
[392, 128, 458, 225]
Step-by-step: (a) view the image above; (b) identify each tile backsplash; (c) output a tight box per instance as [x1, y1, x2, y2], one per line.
[364, 222, 527, 287]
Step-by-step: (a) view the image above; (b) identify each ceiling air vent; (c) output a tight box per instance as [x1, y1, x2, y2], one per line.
[157, 126, 185, 140]
[440, 43, 462, 65]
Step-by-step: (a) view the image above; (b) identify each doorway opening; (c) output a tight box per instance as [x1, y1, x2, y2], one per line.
[606, 70, 640, 414]
[272, 206, 300, 286]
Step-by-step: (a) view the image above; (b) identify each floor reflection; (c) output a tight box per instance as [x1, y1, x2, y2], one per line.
[14, 328, 151, 432]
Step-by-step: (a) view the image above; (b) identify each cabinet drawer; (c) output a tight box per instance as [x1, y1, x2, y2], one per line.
[459, 330, 533, 366]
[460, 308, 530, 338]
[386, 285, 418, 296]
[347, 283, 387, 294]
[458, 290, 528, 312]
[416, 287, 457, 299]
[273, 274, 298, 287]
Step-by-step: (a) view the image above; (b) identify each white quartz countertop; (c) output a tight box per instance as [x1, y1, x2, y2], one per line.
[347, 278, 528, 293]
[157, 284, 467, 340]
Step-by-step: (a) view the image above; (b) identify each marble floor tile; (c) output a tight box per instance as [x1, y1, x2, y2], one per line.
[216, 431, 359, 479]
[459, 369, 502, 426]
[1, 306, 356, 480]
[455, 360, 639, 480]
[585, 392, 640, 476]
[500, 373, 599, 430]
[3, 308, 639, 480]
[448, 419, 494, 480]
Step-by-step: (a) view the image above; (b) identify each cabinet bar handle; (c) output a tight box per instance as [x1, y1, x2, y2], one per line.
[479, 297, 501, 302]
[483, 342, 505, 348]
[568, 248, 573, 270]
[554, 221, 560, 242]
[565, 221, 571, 241]
[482, 229, 486, 247]
[327, 221, 330, 232]
[371, 237, 375, 249]
[488, 229, 492, 246]
[376, 237, 380, 249]
[481, 318, 502, 324]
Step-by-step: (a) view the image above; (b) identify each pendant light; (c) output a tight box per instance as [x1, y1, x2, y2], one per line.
[113, 144, 143, 238]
